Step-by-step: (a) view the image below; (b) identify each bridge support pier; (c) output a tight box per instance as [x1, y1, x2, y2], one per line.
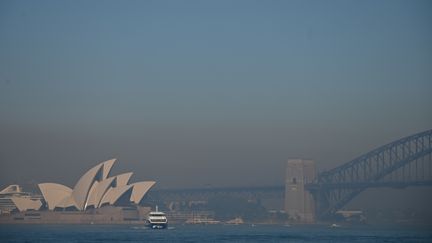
[285, 159, 316, 223]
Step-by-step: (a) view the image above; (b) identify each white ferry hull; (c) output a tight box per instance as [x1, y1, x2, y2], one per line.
[147, 222, 168, 229]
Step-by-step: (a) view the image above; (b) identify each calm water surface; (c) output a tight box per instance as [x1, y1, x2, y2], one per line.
[0, 224, 431, 242]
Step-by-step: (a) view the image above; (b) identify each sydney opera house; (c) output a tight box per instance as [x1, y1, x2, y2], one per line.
[0, 159, 156, 224]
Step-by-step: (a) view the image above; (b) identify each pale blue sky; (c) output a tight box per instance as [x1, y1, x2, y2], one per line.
[0, 0, 431, 188]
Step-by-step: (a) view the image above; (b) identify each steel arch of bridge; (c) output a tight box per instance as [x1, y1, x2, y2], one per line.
[306, 129, 432, 219]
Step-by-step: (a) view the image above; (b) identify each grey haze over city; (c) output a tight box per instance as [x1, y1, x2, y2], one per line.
[0, 0, 431, 207]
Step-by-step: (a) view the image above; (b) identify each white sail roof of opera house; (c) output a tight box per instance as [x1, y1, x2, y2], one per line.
[38, 183, 73, 210]
[38, 159, 155, 211]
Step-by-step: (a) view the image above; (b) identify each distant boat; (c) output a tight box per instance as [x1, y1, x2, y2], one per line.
[225, 217, 244, 225]
[330, 223, 341, 228]
[185, 218, 221, 225]
[147, 206, 168, 229]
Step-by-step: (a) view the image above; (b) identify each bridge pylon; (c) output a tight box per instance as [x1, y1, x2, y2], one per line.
[284, 159, 316, 223]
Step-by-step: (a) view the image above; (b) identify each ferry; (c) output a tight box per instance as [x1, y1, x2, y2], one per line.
[147, 206, 168, 229]
[330, 223, 342, 228]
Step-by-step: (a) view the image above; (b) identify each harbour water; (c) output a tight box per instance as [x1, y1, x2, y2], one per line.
[1, 224, 431, 242]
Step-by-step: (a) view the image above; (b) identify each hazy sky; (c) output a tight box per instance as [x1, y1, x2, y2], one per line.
[1, 0, 431, 189]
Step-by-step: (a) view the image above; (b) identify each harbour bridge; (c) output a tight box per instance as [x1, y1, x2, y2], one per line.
[306, 129, 432, 219]
[151, 129, 432, 220]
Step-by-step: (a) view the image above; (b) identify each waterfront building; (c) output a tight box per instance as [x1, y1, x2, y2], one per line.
[37, 159, 155, 211]
[0, 159, 156, 224]
[0, 185, 42, 214]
